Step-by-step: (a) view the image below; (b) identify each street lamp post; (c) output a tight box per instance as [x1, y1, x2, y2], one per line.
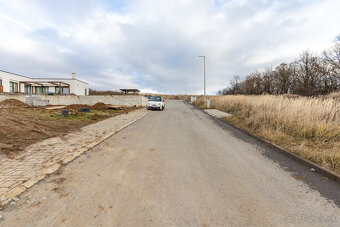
[199, 56, 206, 106]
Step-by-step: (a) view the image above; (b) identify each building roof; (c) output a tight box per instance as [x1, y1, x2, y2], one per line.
[0, 69, 88, 84]
[0, 69, 31, 79]
[19, 81, 71, 86]
[32, 78, 89, 84]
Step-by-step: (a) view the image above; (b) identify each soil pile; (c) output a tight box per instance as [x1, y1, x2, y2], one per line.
[92, 102, 107, 110]
[0, 99, 29, 108]
[0, 103, 135, 156]
[65, 103, 109, 111]
[0, 107, 92, 155]
[66, 104, 92, 111]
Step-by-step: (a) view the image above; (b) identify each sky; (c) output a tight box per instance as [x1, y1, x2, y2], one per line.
[0, 0, 339, 94]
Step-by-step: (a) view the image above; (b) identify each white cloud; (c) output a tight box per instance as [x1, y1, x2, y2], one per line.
[0, 13, 32, 31]
[140, 88, 160, 94]
[0, 0, 339, 94]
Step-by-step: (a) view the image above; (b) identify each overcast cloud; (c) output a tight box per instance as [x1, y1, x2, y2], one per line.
[0, 0, 339, 94]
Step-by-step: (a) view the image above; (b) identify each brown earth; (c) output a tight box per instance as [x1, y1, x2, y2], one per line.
[92, 102, 107, 110]
[60, 102, 119, 111]
[0, 99, 29, 108]
[64, 104, 92, 111]
[0, 100, 136, 157]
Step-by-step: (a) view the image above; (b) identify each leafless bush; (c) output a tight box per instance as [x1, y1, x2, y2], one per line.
[219, 35, 340, 96]
[89, 89, 123, 95]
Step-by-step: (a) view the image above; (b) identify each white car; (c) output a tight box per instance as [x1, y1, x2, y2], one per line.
[147, 96, 165, 110]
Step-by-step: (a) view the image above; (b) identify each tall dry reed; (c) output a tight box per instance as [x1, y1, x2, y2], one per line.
[195, 94, 340, 172]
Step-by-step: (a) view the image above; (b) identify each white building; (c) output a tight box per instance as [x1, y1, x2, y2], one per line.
[0, 70, 89, 95]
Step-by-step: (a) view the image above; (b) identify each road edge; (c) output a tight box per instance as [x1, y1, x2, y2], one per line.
[187, 102, 340, 184]
[0, 110, 149, 207]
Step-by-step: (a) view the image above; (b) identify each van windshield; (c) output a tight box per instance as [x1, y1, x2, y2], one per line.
[150, 97, 162, 102]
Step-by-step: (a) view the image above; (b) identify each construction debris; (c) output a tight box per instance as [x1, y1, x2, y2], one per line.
[108, 105, 124, 110]
[25, 95, 49, 107]
[61, 110, 69, 117]
[45, 106, 67, 110]
[80, 107, 90, 113]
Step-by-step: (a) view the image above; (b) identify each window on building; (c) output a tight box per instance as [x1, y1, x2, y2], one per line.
[24, 85, 32, 93]
[85, 88, 87, 95]
[56, 86, 69, 95]
[35, 86, 49, 94]
[62, 87, 69, 94]
[42, 87, 49, 93]
[0, 79, 2, 86]
[9, 82, 18, 93]
[35, 87, 42, 94]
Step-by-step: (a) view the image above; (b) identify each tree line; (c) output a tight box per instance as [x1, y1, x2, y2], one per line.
[89, 89, 123, 95]
[218, 35, 340, 96]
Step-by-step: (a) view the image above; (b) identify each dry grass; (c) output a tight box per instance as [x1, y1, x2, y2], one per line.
[194, 93, 340, 173]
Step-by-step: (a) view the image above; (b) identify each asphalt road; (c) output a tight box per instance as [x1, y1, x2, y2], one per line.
[1, 101, 339, 226]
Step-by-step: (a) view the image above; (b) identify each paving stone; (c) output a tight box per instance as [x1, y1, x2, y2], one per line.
[21, 173, 46, 189]
[0, 188, 7, 195]
[42, 164, 60, 175]
[4, 186, 26, 201]
[204, 109, 233, 118]
[0, 109, 148, 205]
[1, 181, 16, 188]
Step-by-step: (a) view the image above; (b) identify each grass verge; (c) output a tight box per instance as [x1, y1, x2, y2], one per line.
[194, 93, 340, 173]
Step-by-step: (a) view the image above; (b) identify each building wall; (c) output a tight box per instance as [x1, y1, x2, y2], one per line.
[0, 71, 31, 93]
[74, 80, 89, 96]
[0, 70, 89, 95]
[0, 94, 148, 107]
[31, 78, 89, 95]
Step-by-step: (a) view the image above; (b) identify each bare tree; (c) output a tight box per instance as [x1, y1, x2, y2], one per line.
[294, 50, 322, 95]
[274, 63, 292, 94]
[322, 35, 340, 91]
[262, 68, 275, 94]
[229, 75, 243, 94]
[219, 35, 340, 96]
[244, 71, 263, 95]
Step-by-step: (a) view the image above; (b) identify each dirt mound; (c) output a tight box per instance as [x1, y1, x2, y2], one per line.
[0, 99, 29, 108]
[65, 104, 92, 111]
[64, 102, 128, 111]
[65, 103, 108, 111]
[92, 102, 108, 110]
[0, 103, 135, 156]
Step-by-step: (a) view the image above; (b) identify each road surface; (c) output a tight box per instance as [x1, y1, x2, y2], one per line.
[1, 101, 339, 226]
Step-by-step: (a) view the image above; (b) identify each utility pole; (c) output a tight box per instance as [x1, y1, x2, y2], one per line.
[185, 81, 187, 95]
[199, 56, 206, 106]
